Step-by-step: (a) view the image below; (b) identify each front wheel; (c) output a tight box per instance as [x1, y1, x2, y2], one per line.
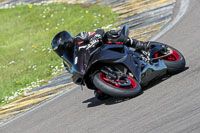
[93, 72, 142, 97]
[154, 44, 186, 74]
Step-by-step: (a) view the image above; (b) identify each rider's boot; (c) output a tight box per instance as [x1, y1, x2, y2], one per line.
[130, 38, 150, 51]
[135, 41, 150, 51]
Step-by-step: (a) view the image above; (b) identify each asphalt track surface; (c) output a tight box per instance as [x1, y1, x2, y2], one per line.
[1, 0, 200, 132]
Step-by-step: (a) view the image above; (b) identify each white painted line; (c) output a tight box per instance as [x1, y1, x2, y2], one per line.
[150, 0, 190, 41]
[0, 85, 79, 127]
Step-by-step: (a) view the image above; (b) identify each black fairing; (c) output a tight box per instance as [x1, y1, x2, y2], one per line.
[120, 25, 129, 36]
[86, 45, 141, 82]
[61, 44, 90, 84]
[61, 42, 167, 87]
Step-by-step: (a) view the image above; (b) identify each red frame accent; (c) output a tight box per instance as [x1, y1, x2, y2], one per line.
[100, 73, 137, 90]
[106, 41, 123, 45]
[77, 41, 84, 45]
[97, 90, 102, 93]
[154, 49, 180, 61]
[88, 32, 96, 37]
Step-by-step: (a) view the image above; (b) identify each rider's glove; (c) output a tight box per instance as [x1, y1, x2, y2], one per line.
[93, 34, 103, 41]
[87, 34, 102, 50]
[87, 38, 99, 50]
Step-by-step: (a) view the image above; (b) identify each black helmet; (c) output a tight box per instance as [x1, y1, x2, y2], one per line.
[51, 31, 73, 57]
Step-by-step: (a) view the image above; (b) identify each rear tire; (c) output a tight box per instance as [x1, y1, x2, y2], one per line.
[162, 45, 186, 74]
[93, 72, 142, 97]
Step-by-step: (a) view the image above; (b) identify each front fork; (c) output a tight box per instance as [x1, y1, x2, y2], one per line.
[100, 66, 127, 80]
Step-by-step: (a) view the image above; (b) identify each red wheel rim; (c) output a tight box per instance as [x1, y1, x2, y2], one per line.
[100, 73, 137, 90]
[154, 49, 180, 61]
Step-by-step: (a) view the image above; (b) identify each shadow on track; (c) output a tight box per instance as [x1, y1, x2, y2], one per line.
[82, 96, 133, 107]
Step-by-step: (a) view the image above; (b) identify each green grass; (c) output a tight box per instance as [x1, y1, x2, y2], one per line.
[0, 3, 118, 104]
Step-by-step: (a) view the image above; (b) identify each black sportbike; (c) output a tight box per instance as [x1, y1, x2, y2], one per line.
[52, 26, 185, 100]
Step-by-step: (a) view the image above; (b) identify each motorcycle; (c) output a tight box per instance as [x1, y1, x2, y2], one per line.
[51, 25, 186, 100]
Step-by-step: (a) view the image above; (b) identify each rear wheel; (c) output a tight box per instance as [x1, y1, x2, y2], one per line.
[154, 44, 185, 74]
[93, 72, 142, 97]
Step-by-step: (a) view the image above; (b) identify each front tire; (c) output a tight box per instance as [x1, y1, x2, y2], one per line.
[93, 72, 142, 97]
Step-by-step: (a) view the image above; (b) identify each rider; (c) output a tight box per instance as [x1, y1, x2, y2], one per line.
[52, 28, 150, 65]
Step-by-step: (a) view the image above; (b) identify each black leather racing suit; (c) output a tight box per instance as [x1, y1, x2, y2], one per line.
[73, 29, 149, 53]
